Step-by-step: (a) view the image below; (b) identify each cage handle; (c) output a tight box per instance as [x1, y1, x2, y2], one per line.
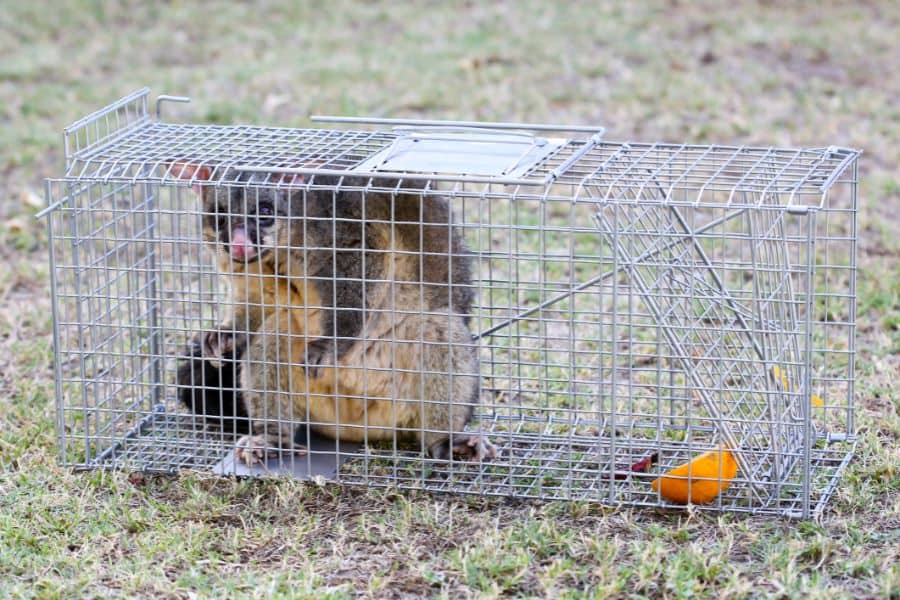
[311, 115, 606, 134]
[156, 94, 191, 119]
[391, 125, 546, 144]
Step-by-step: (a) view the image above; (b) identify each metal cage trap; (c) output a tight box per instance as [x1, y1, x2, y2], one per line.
[42, 89, 859, 518]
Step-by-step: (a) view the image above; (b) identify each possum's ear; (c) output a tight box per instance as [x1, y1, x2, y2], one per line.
[271, 172, 305, 185]
[169, 161, 214, 195]
[271, 172, 305, 202]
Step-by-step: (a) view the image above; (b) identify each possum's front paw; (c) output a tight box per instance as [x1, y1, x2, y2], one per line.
[202, 329, 246, 367]
[234, 434, 307, 466]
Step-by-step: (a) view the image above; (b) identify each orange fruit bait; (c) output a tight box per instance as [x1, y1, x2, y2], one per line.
[651, 447, 738, 505]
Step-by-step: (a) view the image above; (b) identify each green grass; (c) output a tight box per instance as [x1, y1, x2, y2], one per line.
[1, 1, 899, 597]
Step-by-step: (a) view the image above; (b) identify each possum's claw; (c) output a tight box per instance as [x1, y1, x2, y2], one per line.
[234, 434, 307, 466]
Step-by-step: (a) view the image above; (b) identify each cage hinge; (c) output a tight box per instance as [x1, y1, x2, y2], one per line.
[786, 205, 812, 215]
[545, 132, 606, 185]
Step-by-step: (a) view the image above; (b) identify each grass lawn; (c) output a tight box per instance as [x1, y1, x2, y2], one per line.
[1, 1, 898, 597]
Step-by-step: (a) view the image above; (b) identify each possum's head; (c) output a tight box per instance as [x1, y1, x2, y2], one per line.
[171, 163, 304, 265]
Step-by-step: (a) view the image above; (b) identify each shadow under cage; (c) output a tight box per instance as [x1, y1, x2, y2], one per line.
[43, 89, 859, 518]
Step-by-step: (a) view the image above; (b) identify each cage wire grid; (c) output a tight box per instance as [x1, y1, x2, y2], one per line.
[44, 89, 858, 518]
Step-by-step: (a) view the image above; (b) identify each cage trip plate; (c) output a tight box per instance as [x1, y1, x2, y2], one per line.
[353, 129, 567, 177]
[213, 428, 364, 479]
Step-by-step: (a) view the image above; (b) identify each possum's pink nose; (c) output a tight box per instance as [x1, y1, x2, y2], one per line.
[230, 227, 256, 260]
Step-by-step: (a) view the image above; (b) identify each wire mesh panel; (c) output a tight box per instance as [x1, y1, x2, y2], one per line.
[45, 90, 859, 518]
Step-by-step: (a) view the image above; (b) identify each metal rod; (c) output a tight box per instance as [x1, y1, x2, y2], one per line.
[800, 210, 818, 519]
[391, 126, 543, 141]
[847, 159, 859, 437]
[35, 198, 68, 220]
[311, 115, 606, 134]
[156, 94, 191, 120]
[144, 181, 163, 411]
[46, 180, 66, 466]
[546, 133, 605, 183]
[230, 165, 543, 186]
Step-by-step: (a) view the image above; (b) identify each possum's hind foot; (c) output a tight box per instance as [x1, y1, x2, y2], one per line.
[431, 434, 499, 462]
[234, 434, 307, 466]
[453, 434, 499, 461]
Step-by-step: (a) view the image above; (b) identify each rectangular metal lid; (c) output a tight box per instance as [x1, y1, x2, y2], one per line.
[353, 128, 567, 178]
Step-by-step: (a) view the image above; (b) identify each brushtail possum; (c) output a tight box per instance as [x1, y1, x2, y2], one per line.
[173, 164, 496, 464]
